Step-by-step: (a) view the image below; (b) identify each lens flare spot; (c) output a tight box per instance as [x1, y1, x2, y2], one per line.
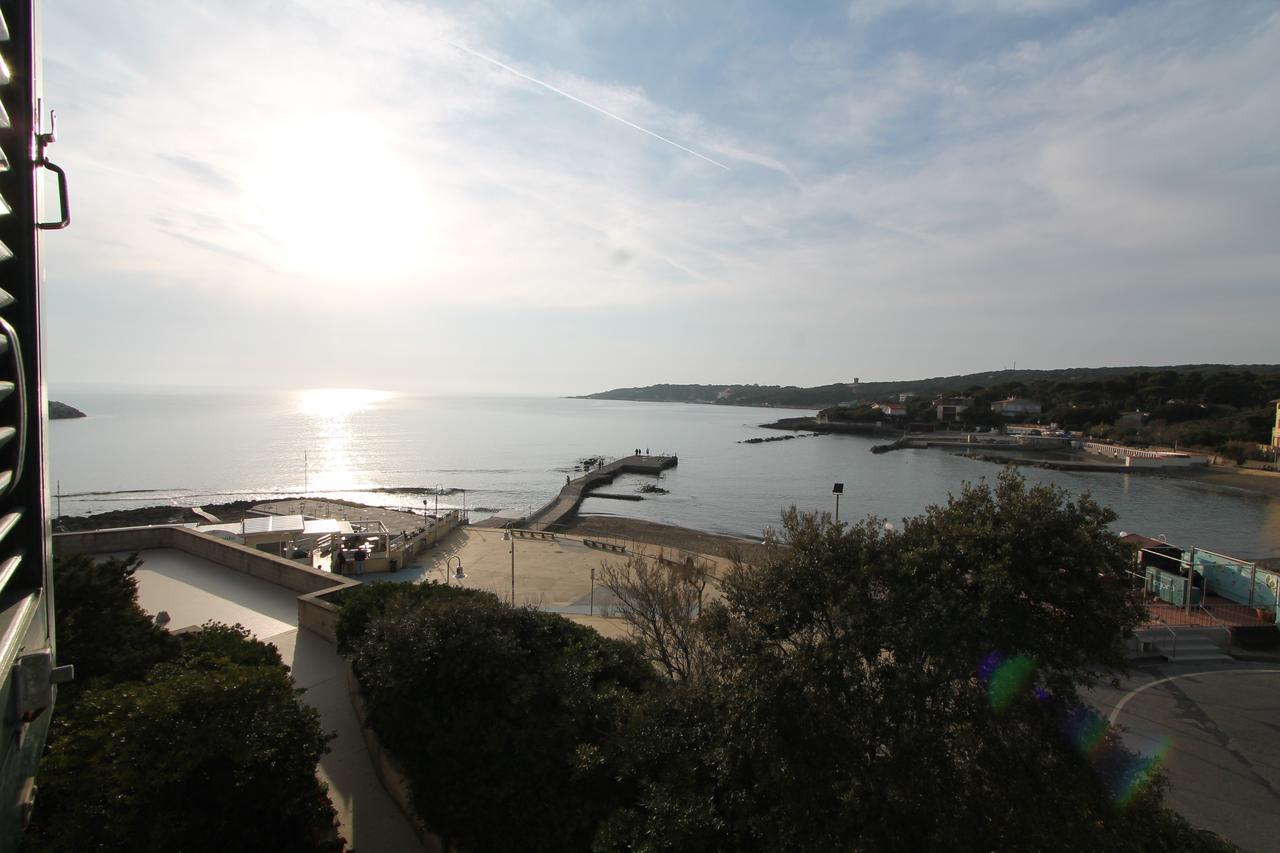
[986, 654, 1036, 712]
[1112, 740, 1169, 807]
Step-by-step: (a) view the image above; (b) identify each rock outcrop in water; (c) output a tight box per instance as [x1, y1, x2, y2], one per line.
[49, 401, 86, 419]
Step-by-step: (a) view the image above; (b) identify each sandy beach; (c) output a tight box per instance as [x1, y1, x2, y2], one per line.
[1157, 465, 1280, 500]
[561, 515, 772, 564]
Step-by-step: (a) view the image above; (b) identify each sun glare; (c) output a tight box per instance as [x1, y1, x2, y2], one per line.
[296, 387, 397, 417]
[242, 115, 433, 284]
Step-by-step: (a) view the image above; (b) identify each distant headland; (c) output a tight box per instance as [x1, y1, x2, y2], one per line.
[574, 364, 1280, 410]
[49, 401, 86, 419]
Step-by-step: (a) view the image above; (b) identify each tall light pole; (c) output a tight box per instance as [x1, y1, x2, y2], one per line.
[833, 482, 844, 524]
[510, 532, 516, 606]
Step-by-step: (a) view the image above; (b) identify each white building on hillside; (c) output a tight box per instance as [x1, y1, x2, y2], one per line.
[991, 397, 1042, 417]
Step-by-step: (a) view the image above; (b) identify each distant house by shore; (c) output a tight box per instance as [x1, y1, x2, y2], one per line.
[935, 397, 973, 422]
[875, 402, 907, 418]
[1115, 411, 1147, 432]
[991, 397, 1042, 417]
[1006, 423, 1062, 436]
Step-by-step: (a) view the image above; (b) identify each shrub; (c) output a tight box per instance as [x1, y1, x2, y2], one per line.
[27, 554, 342, 852]
[29, 632, 339, 853]
[339, 583, 655, 852]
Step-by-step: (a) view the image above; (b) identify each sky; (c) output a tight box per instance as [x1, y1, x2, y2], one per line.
[41, 0, 1280, 395]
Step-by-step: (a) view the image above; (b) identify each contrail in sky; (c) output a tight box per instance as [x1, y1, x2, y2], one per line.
[447, 41, 731, 171]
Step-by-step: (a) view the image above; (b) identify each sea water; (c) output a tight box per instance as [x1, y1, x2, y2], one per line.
[48, 389, 1280, 560]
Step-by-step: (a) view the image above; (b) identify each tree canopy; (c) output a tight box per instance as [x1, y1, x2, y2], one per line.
[598, 472, 1221, 851]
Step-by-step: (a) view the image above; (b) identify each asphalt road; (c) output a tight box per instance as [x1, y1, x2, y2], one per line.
[1088, 662, 1280, 852]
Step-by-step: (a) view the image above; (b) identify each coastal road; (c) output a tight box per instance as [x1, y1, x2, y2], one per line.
[1088, 662, 1280, 852]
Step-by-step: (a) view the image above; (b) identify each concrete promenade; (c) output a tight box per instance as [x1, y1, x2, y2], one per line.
[1089, 661, 1280, 852]
[525, 454, 677, 531]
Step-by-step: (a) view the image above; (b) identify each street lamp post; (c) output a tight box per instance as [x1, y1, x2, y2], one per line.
[443, 555, 465, 586]
[832, 482, 844, 524]
[509, 532, 516, 606]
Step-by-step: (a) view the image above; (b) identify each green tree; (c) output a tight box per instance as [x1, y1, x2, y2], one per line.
[52, 552, 173, 697]
[597, 472, 1223, 852]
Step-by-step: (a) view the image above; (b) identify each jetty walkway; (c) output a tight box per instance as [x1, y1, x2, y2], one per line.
[520, 454, 677, 531]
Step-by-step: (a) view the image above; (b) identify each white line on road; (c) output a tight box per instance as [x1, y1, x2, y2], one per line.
[1108, 668, 1280, 724]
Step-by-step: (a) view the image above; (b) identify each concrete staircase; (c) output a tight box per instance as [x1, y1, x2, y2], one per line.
[1138, 627, 1233, 662]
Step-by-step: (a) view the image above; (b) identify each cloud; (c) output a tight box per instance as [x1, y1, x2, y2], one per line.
[445, 40, 731, 170]
[848, 0, 1090, 25]
[157, 154, 237, 192]
[38, 0, 1280, 392]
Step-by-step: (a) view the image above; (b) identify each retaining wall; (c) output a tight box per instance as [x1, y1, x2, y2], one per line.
[345, 663, 446, 853]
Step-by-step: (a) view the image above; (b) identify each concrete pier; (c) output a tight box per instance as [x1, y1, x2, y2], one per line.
[526, 454, 677, 531]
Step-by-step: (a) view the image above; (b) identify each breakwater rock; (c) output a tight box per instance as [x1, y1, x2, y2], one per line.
[739, 433, 822, 445]
[760, 416, 885, 436]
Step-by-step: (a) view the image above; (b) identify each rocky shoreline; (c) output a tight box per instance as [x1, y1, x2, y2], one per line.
[53, 496, 392, 532]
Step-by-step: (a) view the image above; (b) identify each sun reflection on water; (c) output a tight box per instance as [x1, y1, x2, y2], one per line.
[295, 389, 398, 493]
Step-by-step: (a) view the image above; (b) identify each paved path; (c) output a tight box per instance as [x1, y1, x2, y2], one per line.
[1088, 662, 1280, 852]
[130, 548, 426, 853]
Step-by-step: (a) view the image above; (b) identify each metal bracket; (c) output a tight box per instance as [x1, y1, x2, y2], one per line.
[12, 649, 73, 724]
[34, 101, 70, 230]
[35, 101, 56, 153]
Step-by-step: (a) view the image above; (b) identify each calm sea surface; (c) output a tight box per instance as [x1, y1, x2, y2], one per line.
[48, 390, 1280, 560]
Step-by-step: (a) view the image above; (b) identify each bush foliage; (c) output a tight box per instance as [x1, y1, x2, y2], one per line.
[339, 582, 656, 852]
[26, 554, 341, 852]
